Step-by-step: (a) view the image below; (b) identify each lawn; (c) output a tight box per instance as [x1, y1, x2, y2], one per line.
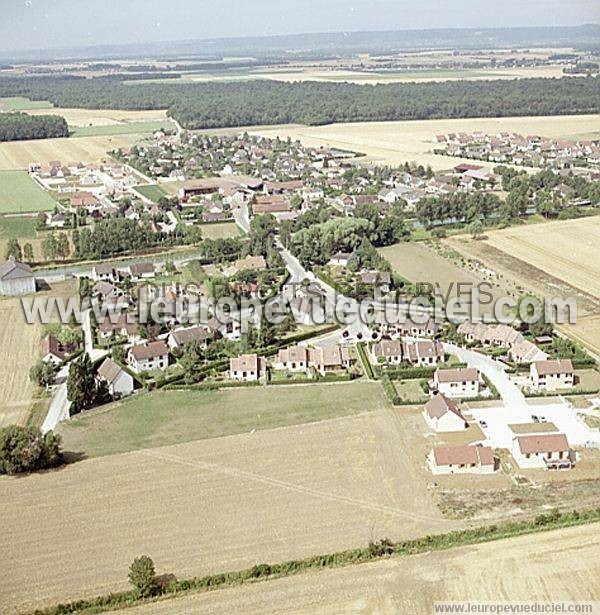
[58, 381, 388, 457]
[132, 183, 167, 202]
[70, 120, 175, 138]
[0, 214, 38, 239]
[394, 378, 429, 403]
[200, 221, 239, 239]
[0, 96, 52, 111]
[0, 170, 58, 213]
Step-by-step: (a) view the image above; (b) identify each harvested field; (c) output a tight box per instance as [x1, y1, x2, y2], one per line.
[249, 114, 599, 170]
[0, 296, 42, 427]
[126, 523, 600, 614]
[0, 134, 141, 170]
[200, 221, 239, 239]
[58, 382, 389, 457]
[26, 107, 169, 127]
[0, 411, 459, 612]
[559, 314, 600, 361]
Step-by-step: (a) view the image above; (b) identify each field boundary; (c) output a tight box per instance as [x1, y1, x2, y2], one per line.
[31, 507, 600, 615]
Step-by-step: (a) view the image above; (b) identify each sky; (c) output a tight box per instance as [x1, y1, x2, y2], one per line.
[1, 0, 599, 54]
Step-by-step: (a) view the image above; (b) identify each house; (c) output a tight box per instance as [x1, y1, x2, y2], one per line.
[371, 339, 404, 364]
[427, 445, 495, 475]
[233, 255, 267, 273]
[47, 212, 68, 228]
[96, 358, 134, 397]
[168, 325, 212, 351]
[403, 340, 444, 366]
[329, 252, 354, 267]
[433, 367, 479, 398]
[127, 340, 170, 373]
[374, 313, 440, 339]
[509, 339, 548, 364]
[359, 271, 391, 294]
[274, 345, 310, 373]
[97, 313, 139, 341]
[92, 263, 118, 282]
[252, 194, 291, 215]
[511, 433, 573, 470]
[398, 317, 439, 338]
[307, 345, 352, 376]
[0, 256, 36, 296]
[227, 353, 266, 381]
[423, 394, 468, 432]
[127, 262, 156, 281]
[530, 359, 574, 392]
[41, 334, 70, 365]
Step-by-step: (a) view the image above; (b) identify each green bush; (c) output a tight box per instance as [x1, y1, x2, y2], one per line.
[0, 425, 63, 475]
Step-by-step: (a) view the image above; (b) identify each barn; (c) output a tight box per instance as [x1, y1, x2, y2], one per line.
[0, 256, 36, 296]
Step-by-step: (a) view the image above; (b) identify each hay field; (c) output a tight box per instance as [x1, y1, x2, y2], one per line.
[26, 107, 169, 127]
[0, 297, 42, 427]
[0, 410, 460, 611]
[0, 170, 58, 213]
[484, 216, 600, 301]
[0, 134, 140, 170]
[128, 523, 600, 614]
[200, 221, 239, 239]
[249, 114, 600, 170]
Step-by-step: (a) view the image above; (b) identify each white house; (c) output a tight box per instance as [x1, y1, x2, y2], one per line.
[40, 334, 69, 365]
[168, 325, 212, 351]
[127, 340, 170, 373]
[371, 339, 404, 364]
[0, 256, 36, 296]
[126, 262, 156, 281]
[511, 433, 573, 470]
[423, 394, 468, 432]
[97, 358, 134, 397]
[227, 353, 266, 381]
[92, 263, 118, 283]
[274, 345, 310, 373]
[433, 367, 479, 399]
[427, 445, 496, 475]
[530, 359, 574, 392]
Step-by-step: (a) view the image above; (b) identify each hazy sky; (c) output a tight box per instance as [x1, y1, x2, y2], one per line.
[1, 0, 599, 53]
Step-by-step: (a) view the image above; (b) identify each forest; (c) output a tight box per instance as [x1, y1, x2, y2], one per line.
[0, 112, 69, 142]
[0, 75, 598, 129]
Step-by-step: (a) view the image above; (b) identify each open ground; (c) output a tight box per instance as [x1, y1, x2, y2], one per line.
[0, 410, 461, 612]
[199, 221, 240, 239]
[124, 522, 600, 614]
[26, 107, 169, 127]
[248, 114, 600, 170]
[0, 170, 58, 213]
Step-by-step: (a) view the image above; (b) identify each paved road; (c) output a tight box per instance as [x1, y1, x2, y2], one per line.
[233, 201, 250, 234]
[41, 365, 70, 434]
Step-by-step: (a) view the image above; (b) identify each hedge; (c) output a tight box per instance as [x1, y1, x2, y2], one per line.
[356, 342, 375, 379]
[33, 507, 600, 615]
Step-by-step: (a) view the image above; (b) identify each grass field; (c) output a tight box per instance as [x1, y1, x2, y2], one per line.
[199, 221, 239, 239]
[0, 214, 38, 239]
[0, 96, 52, 111]
[58, 382, 389, 457]
[0, 296, 42, 427]
[70, 120, 175, 138]
[132, 183, 167, 202]
[0, 134, 140, 170]
[1, 410, 459, 611]
[126, 523, 600, 614]
[0, 170, 58, 213]
[249, 114, 600, 170]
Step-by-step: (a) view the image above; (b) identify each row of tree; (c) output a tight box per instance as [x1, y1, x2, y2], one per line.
[0, 112, 69, 142]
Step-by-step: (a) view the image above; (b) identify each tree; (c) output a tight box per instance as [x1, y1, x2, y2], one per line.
[29, 360, 56, 388]
[468, 220, 484, 240]
[179, 348, 201, 384]
[0, 425, 62, 475]
[23, 242, 34, 263]
[4, 238, 22, 261]
[128, 555, 156, 598]
[67, 353, 96, 414]
[56, 233, 70, 260]
[41, 233, 58, 261]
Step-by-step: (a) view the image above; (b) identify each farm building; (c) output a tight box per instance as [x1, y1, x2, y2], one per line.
[0, 256, 36, 296]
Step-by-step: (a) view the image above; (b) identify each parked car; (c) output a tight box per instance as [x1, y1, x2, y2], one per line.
[479, 420, 488, 428]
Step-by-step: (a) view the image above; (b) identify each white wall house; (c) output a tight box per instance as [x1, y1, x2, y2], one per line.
[0, 257, 36, 296]
[530, 359, 574, 392]
[511, 433, 573, 470]
[274, 345, 310, 373]
[97, 358, 134, 397]
[127, 340, 170, 373]
[422, 394, 468, 432]
[427, 445, 496, 475]
[433, 367, 479, 399]
[228, 354, 266, 382]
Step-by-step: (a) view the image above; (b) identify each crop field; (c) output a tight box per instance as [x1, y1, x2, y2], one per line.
[0, 96, 52, 111]
[0, 170, 58, 213]
[482, 216, 600, 301]
[249, 114, 600, 170]
[70, 120, 176, 138]
[58, 382, 389, 457]
[199, 221, 240, 239]
[26, 106, 169, 127]
[128, 523, 600, 614]
[0, 296, 42, 427]
[0, 134, 140, 170]
[0, 410, 460, 611]
[132, 183, 167, 202]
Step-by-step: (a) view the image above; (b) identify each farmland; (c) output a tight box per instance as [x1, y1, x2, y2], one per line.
[26, 106, 169, 127]
[127, 523, 600, 614]
[0, 170, 58, 213]
[58, 382, 389, 457]
[249, 114, 600, 170]
[0, 410, 458, 612]
[0, 96, 52, 111]
[70, 119, 176, 138]
[0, 134, 140, 170]
[0, 296, 42, 427]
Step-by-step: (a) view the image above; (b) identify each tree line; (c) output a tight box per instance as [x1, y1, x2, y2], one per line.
[0, 75, 598, 129]
[0, 112, 69, 142]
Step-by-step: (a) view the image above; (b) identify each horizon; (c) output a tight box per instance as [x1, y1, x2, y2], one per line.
[1, 0, 599, 56]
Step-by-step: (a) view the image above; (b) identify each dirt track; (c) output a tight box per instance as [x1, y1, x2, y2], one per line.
[126, 522, 600, 613]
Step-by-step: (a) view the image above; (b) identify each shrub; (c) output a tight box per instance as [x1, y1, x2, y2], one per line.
[128, 555, 156, 598]
[0, 425, 63, 475]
